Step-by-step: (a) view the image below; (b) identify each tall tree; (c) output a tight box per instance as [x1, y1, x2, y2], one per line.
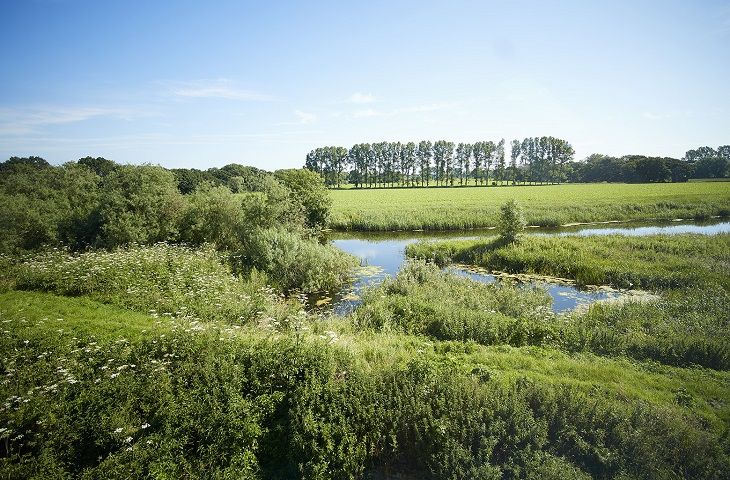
[433, 141, 454, 186]
[417, 140, 433, 186]
[510, 140, 520, 185]
[348, 143, 370, 188]
[521, 138, 533, 185]
[555, 138, 575, 183]
[472, 142, 484, 185]
[401, 142, 417, 186]
[373, 142, 388, 187]
[482, 141, 496, 186]
[331, 146, 348, 188]
[455, 143, 472, 185]
[495, 139, 506, 184]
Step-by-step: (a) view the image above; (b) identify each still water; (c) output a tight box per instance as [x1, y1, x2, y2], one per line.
[323, 220, 729, 315]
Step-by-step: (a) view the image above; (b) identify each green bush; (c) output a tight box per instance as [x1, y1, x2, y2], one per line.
[498, 199, 526, 243]
[240, 228, 357, 293]
[353, 260, 556, 348]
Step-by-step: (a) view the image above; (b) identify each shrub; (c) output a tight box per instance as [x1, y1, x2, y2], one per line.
[498, 200, 526, 244]
[239, 228, 357, 293]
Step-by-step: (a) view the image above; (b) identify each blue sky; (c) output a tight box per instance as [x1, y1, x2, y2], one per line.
[1, 0, 729, 169]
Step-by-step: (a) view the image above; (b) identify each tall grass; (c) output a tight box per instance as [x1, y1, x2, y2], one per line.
[329, 182, 730, 231]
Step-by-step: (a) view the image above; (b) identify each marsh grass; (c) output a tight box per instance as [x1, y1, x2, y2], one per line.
[351, 260, 730, 370]
[407, 233, 730, 290]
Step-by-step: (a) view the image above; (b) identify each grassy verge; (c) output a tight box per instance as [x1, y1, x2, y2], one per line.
[329, 182, 730, 231]
[1, 290, 729, 478]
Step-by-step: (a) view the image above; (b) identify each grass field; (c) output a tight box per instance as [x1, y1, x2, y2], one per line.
[328, 182, 730, 231]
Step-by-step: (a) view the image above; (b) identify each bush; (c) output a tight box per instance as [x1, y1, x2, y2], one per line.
[96, 165, 184, 248]
[498, 200, 526, 244]
[239, 228, 357, 293]
[353, 260, 556, 347]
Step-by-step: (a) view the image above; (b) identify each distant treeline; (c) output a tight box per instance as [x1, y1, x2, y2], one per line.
[304, 140, 730, 187]
[574, 148, 729, 183]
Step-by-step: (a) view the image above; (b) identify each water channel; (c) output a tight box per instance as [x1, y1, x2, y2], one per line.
[320, 219, 730, 315]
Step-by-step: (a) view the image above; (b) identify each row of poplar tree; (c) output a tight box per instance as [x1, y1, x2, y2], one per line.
[304, 137, 575, 188]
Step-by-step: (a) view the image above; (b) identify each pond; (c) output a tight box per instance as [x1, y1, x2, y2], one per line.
[320, 219, 729, 315]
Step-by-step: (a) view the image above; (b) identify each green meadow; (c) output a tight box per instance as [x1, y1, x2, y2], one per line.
[329, 182, 730, 231]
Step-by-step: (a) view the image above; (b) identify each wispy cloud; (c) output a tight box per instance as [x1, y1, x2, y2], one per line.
[347, 92, 376, 104]
[273, 110, 318, 126]
[168, 79, 277, 101]
[294, 110, 316, 124]
[0, 131, 321, 150]
[0, 105, 144, 136]
[351, 101, 461, 119]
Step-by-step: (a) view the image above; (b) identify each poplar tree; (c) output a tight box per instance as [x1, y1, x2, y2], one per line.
[417, 140, 433, 186]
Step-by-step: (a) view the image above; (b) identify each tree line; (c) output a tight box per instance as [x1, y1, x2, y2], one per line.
[305, 140, 729, 187]
[570, 145, 729, 183]
[305, 137, 575, 188]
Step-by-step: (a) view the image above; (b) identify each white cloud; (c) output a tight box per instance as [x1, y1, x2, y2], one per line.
[169, 79, 276, 101]
[0, 105, 143, 136]
[347, 92, 376, 104]
[294, 110, 316, 124]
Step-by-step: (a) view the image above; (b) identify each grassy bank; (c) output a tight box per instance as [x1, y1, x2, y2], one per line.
[329, 182, 730, 231]
[2, 290, 729, 478]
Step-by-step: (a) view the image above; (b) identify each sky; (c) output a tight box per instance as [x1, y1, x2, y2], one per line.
[1, 0, 729, 170]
